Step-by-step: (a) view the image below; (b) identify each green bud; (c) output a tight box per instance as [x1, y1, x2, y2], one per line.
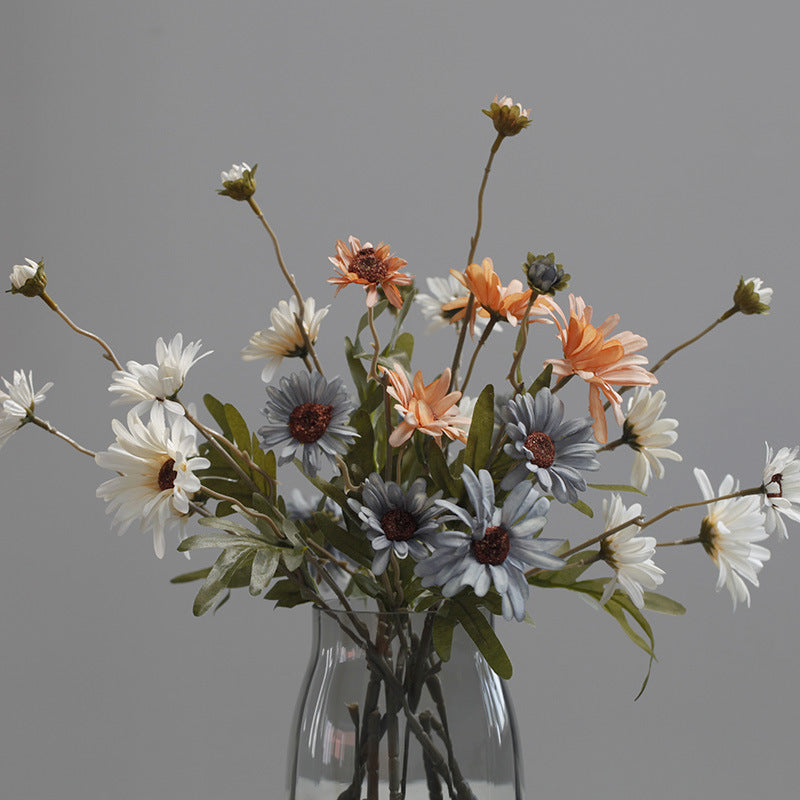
[732, 276, 772, 315]
[8, 258, 47, 298]
[522, 252, 570, 296]
[482, 95, 531, 137]
[218, 162, 257, 201]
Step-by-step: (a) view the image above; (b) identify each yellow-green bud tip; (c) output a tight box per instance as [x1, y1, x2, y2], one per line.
[8, 258, 47, 298]
[218, 162, 257, 201]
[482, 95, 532, 137]
[733, 276, 772, 315]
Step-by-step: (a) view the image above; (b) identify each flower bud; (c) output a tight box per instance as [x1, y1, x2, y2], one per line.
[8, 258, 47, 298]
[733, 275, 772, 315]
[218, 162, 257, 201]
[482, 95, 531, 137]
[523, 252, 570, 295]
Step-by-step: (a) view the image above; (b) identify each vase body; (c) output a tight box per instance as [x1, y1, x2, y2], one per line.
[287, 606, 524, 799]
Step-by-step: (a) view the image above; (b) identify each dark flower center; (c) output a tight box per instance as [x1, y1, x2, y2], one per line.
[289, 402, 334, 443]
[157, 458, 177, 491]
[380, 508, 418, 542]
[524, 431, 555, 468]
[350, 248, 388, 283]
[767, 472, 784, 499]
[472, 525, 510, 566]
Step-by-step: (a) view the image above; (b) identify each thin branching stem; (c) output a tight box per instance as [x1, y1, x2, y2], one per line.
[28, 415, 95, 458]
[40, 291, 122, 370]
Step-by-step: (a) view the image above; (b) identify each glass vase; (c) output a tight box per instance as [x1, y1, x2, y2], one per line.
[287, 605, 524, 799]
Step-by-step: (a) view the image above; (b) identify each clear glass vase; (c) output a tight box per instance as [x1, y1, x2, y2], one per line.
[287, 605, 524, 799]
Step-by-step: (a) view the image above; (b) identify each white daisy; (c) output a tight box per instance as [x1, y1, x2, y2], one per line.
[241, 296, 328, 382]
[108, 333, 211, 416]
[95, 405, 210, 558]
[762, 443, 800, 538]
[9, 258, 39, 290]
[0, 370, 53, 448]
[694, 468, 770, 610]
[599, 494, 664, 609]
[415, 275, 488, 334]
[622, 388, 682, 491]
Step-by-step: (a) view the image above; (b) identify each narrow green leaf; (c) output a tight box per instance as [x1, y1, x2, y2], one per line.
[170, 567, 212, 584]
[195, 515, 261, 539]
[570, 498, 594, 518]
[643, 592, 686, 616]
[527, 364, 553, 396]
[179, 532, 249, 552]
[349, 572, 382, 598]
[265, 578, 310, 609]
[193, 547, 253, 616]
[281, 545, 307, 572]
[302, 468, 350, 513]
[249, 549, 281, 597]
[345, 335, 369, 404]
[463, 384, 495, 472]
[588, 483, 647, 495]
[451, 597, 513, 679]
[387, 288, 417, 348]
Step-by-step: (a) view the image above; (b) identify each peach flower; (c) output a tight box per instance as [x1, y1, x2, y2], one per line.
[543, 294, 657, 443]
[382, 364, 470, 447]
[328, 236, 413, 309]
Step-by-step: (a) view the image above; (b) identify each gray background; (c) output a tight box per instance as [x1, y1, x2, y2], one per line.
[1, 1, 798, 797]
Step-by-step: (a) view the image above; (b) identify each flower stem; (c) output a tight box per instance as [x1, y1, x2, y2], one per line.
[246, 197, 324, 374]
[449, 132, 505, 392]
[198, 485, 284, 538]
[367, 306, 381, 382]
[656, 536, 702, 548]
[40, 291, 122, 370]
[460, 316, 496, 396]
[638, 486, 763, 531]
[506, 293, 538, 394]
[28, 415, 95, 458]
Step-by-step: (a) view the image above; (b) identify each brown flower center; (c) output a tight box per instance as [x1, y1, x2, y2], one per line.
[472, 526, 510, 566]
[767, 472, 784, 499]
[157, 458, 177, 491]
[524, 431, 555, 468]
[380, 508, 418, 542]
[288, 402, 334, 443]
[349, 248, 389, 283]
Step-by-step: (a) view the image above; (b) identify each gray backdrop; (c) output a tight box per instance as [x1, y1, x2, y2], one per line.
[2, 1, 798, 797]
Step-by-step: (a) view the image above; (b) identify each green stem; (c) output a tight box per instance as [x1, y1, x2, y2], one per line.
[460, 316, 497, 397]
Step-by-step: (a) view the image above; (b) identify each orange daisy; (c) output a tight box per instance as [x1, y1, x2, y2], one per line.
[443, 258, 551, 335]
[328, 235, 413, 309]
[381, 363, 470, 447]
[543, 294, 657, 444]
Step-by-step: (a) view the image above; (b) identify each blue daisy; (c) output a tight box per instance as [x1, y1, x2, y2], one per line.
[501, 388, 599, 503]
[415, 466, 564, 621]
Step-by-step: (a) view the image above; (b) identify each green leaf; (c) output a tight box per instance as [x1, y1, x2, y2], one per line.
[463, 384, 495, 472]
[570, 498, 594, 518]
[427, 440, 461, 498]
[345, 335, 369, 404]
[170, 567, 212, 584]
[432, 611, 456, 663]
[224, 403, 252, 455]
[265, 578, 310, 609]
[451, 596, 512, 679]
[249, 548, 281, 596]
[347, 408, 377, 483]
[643, 592, 686, 616]
[203, 394, 232, 438]
[349, 572, 382, 598]
[192, 546, 254, 616]
[281, 544, 307, 572]
[527, 364, 553, 395]
[389, 331, 414, 370]
[528, 551, 598, 587]
[303, 468, 350, 513]
[195, 515, 261, 539]
[588, 483, 646, 495]
[387, 288, 417, 348]
[313, 511, 373, 569]
[179, 532, 249, 552]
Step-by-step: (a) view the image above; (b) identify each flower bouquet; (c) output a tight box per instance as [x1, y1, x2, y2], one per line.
[3, 97, 794, 799]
